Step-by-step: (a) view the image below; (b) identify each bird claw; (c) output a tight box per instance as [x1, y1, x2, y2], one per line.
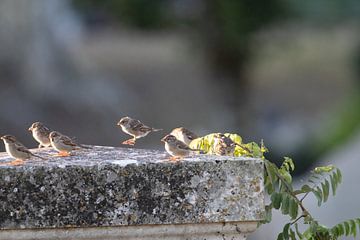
[7, 159, 25, 166]
[122, 139, 136, 146]
[53, 152, 71, 157]
[169, 156, 181, 161]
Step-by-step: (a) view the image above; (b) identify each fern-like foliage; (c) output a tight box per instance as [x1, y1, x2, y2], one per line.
[191, 132, 359, 240]
[330, 218, 360, 238]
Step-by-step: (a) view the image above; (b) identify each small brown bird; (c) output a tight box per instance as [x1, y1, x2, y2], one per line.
[117, 116, 162, 145]
[1, 135, 46, 165]
[49, 131, 89, 157]
[161, 134, 198, 160]
[170, 127, 198, 145]
[28, 122, 52, 148]
[212, 133, 238, 156]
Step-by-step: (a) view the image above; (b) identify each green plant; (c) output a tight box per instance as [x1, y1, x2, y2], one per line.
[190, 133, 360, 239]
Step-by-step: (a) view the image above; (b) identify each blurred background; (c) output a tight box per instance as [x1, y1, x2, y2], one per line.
[0, 0, 359, 238]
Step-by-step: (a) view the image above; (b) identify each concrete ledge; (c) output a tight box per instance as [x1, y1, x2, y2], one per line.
[0, 146, 264, 239]
[0, 222, 257, 240]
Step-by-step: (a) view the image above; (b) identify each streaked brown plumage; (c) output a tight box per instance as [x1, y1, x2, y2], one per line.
[213, 133, 237, 156]
[49, 131, 89, 157]
[170, 127, 198, 145]
[117, 116, 162, 145]
[1, 135, 46, 165]
[28, 122, 52, 148]
[161, 134, 198, 160]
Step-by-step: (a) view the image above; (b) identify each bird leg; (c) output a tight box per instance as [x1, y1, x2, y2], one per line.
[7, 159, 25, 166]
[54, 151, 71, 157]
[169, 156, 182, 161]
[122, 138, 136, 146]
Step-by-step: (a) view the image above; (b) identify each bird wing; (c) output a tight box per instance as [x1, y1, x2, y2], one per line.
[176, 141, 192, 151]
[223, 136, 236, 147]
[15, 142, 32, 154]
[130, 119, 153, 133]
[39, 126, 51, 136]
[60, 135, 77, 147]
[183, 128, 198, 140]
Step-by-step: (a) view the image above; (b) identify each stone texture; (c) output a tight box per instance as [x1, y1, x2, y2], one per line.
[0, 146, 264, 229]
[0, 222, 258, 240]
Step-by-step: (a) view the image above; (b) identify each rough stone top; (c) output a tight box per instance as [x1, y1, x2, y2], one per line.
[0, 146, 264, 230]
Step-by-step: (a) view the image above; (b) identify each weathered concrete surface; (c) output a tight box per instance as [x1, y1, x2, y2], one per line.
[0, 222, 257, 240]
[0, 146, 264, 230]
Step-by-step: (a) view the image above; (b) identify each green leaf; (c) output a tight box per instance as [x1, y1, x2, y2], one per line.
[336, 168, 342, 183]
[330, 173, 337, 196]
[295, 223, 303, 239]
[314, 165, 335, 173]
[344, 221, 350, 235]
[356, 218, 360, 231]
[281, 157, 295, 172]
[289, 197, 298, 220]
[279, 169, 292, 186]
[283, 223, 290, 240]
[265, 176, 275, 194]
[293, 184, 312, 195]
[350, 219, 357, 237]
[277, 232, 284, 240]
[281, 194, 290, 215]
[286, 157, 295, 171]
[265, 161, 278, 186]
[332, 226, 339, 237]
[312, 188, 323, 206]
[338, 223, 344, 235]
[321, 180, 330, 202]
[271, 192, 282, 209]
[289, 228, 296, 240]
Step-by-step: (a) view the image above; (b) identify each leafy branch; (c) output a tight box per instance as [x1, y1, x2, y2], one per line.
[190, 132, 359, 240]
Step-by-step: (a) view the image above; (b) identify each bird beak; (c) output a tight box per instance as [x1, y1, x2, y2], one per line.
[161, 138, 165, 142]
[28, 127, 33, 131]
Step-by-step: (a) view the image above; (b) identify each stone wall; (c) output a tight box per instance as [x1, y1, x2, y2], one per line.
[0, 146, 264, 239]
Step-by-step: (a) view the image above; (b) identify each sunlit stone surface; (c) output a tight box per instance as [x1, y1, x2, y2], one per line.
[0, 146, 264, 239]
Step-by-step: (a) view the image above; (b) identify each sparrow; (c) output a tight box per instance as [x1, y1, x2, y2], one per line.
[170, 127, 198, 145]
[212, 133, 238, 156]
[117, 116, 162, 145]
[49, 131, 90, 157]
[161, 134, 198, 160]
[1, 135, 46, 165]
[28, 121, 52, 148]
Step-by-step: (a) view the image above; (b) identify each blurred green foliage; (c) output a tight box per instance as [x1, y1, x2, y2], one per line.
[72, 0, 289, 76]
[72, 0, 171, 29]
[288, 0, 360, 23]
[194, 0, 289, 77]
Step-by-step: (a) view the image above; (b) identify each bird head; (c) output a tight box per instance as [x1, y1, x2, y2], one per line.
[161, 134, 177, 144]
[117, 116, 131, 127]
[49, 131, 61, 141]
[29, 121, 44, 132]
[1, 135, 17, 144]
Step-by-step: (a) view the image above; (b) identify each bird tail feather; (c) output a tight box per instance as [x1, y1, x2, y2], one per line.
[78, 144, 92, 149]
[32, 153, 47, 160]
[152, 128, 162, 132]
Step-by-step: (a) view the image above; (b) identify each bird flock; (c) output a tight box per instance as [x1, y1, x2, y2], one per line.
[1, 116, 240, 166]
